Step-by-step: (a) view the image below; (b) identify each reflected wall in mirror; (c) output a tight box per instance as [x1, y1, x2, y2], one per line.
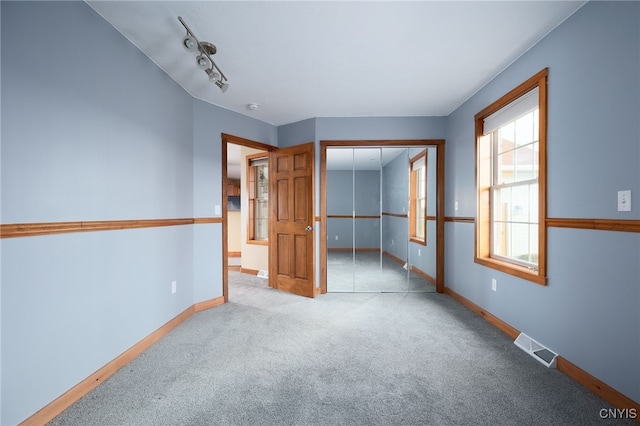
[325, 145, 438, 293]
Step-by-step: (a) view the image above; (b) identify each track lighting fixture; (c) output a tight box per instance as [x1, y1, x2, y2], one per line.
[178, 16, 229, 93]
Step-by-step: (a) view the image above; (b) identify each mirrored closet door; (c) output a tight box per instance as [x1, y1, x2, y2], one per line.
[325, 145, 437, 293]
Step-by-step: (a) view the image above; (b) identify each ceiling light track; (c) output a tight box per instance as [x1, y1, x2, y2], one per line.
[178, 16, 229, 93]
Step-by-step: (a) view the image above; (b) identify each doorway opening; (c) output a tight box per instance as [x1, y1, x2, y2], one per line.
[221, 134, 276, 302]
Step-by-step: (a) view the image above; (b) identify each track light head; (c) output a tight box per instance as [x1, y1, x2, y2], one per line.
[204, 68, 220, 83]
[182, 35, 197, 52]
[215, 80, 229, 93]
[196, 54, 210, 70]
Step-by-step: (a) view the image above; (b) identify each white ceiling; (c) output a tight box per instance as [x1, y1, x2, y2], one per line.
[87, 1, 586, 127]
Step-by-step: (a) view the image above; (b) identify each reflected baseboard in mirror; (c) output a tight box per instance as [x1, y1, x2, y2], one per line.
[327, 250, 436, 293]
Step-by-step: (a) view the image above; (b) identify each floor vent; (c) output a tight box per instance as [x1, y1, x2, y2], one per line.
[514, 333, 558, 368]
[257, 270, 268, 279]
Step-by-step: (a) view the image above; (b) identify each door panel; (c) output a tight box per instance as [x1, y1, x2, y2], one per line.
[294, 177, 309, 221]
[277, 180, 289, 221]
[270, 142, 315, 297]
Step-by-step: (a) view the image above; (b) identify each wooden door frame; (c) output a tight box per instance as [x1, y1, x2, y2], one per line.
[320, 139, 445, 294]
[221, 133, 277, 302]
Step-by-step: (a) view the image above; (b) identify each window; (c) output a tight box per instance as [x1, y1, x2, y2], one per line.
[409, 150, 427, 245]
[475, 68, 547, 285]
[248, 154, 268, 243]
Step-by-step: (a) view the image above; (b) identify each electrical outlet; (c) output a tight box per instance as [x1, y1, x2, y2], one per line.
[172, 280, 177, 294]
[455, 201, 459, 211]
[418, 248, 421, 256]
[491, 279, 497, 292]
[335, 235, 339, 240]
[214, 205, 221, 215]
[391, 239, 394, 245]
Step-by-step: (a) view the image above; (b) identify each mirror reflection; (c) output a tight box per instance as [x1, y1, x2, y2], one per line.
[326, 146, 437, 293]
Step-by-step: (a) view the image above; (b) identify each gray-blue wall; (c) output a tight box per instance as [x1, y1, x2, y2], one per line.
[327, 170, 381, 250]
[445, 0, 639, 403]
[0, 2, 276, 424]
[1, 3, 192, 423]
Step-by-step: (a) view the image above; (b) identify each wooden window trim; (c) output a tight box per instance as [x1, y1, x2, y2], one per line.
[474, 68, 548, 285]
[409, 150, 427, 246]
[247, 152, 269, 244]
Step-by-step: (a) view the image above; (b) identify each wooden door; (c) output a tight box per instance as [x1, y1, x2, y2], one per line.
[269, 142, 315, 297]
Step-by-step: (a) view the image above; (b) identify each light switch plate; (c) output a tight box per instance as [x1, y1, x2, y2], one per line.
[618, 190, 631, 212]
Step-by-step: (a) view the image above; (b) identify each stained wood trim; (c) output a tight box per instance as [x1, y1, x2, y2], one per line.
[445, 216, 475, 223]
[1, 221, 82, 238]
[446, 216, 640, 230]
[1, 218, 198, 239]
[436, 142, 445, 294]
[321, 139, 445, 147]
[315, 216, 321, 222]
[382, 212, 408, 218]
[555, 358, 640, 414]
[547, 218, 640, 233]
[240, 267, 260, 275]
[327, 248, 380, 252]
[228, 251, 241, 257]
[194, 296, 225, 312]
[221, 133, 278, 152]
[326, 215, 381, 219]
[19, 297, 225, 425]
[410, 265, 436, 285]
[194, 217, 222, 224]
[444, 287, 640, 417]
[382, 250, 404, 266]
[444, 287, 520, 339]
[382, 251, 436, 285]
[320, 143, 328, 294]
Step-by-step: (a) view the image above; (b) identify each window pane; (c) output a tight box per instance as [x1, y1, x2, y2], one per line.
[532, 141, 539, 179]
[492, 184, 538, 265]
[251, 160, 269, 241]
[255, 199, 268, 240]
[493, 187, 511, 223]
[511, 184, 530, 223]
[498, 122, 515, 154]
[510, 223, 530, 261]
[529, 183, 539, 223]
[417, 168, 426, 196]
[515, 111, 535, 147]
[256, 164, 268, 196]
[493, 221, 508, 258]
[416, 199, 426, 239]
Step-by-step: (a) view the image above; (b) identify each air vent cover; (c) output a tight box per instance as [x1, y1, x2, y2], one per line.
[514, 333, 558, 368]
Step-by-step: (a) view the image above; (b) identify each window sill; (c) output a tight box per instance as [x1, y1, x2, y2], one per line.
[474, 256, 547, 286]
[409, 237, 426, 246]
